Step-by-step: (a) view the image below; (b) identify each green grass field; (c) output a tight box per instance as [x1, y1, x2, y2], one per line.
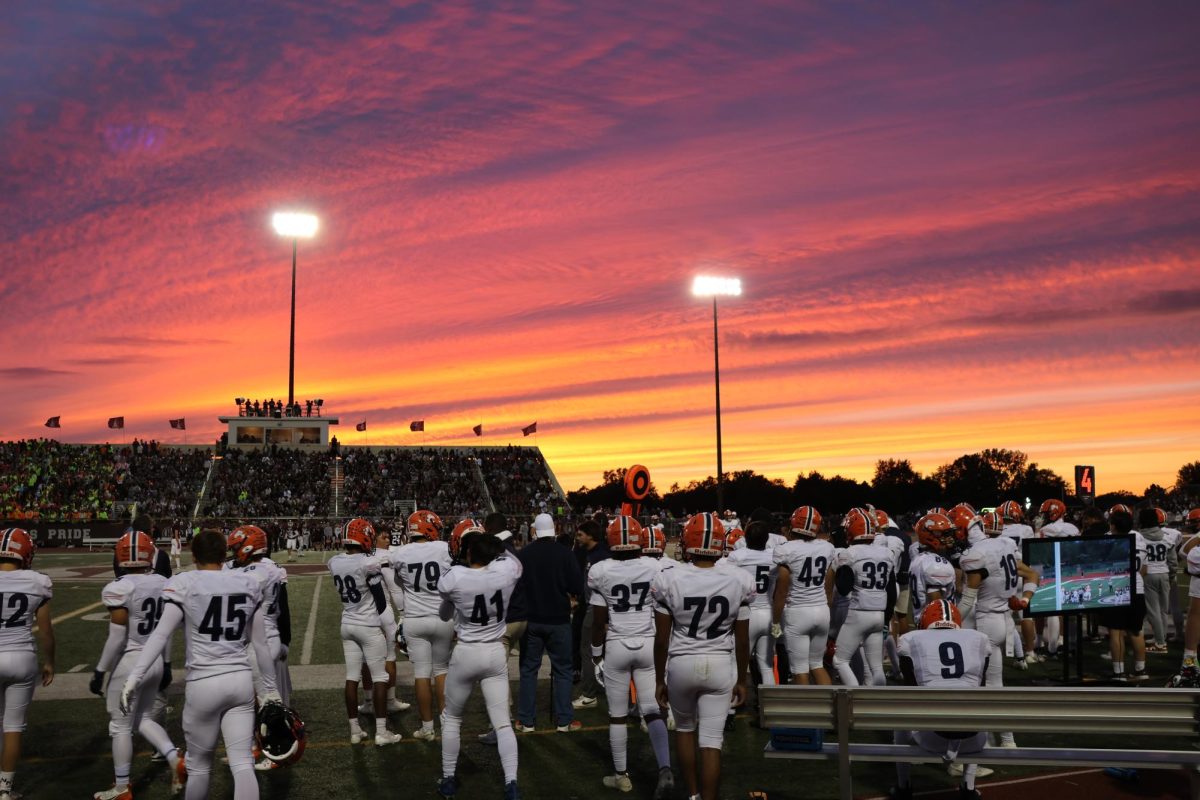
[23, 551, 1197, 799]
[1029, 573, 1131, 615]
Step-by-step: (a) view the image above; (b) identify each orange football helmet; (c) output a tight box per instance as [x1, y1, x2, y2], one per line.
[606, 516, 644, 552]
[981, 510, 1005, 536]
[449, 518, 484, 558]
[0, 528, 35, 568]
[1039, 499, 1066, 522]
[227, 525, 268, 567]
[1153, 508, 1167, 527]
[724, 527, 745, 550]
[116, 529, 156, 568]
[1107, 503, 1132, 519]
[872, 509, 890, 531]
[928, 506, 949, 517]
[915, 513, 957, 554]
[920, 599, 962, 630]
[343, 518, 376, 554]
[1188, 508, 1200, 530]
[683, 513, 725, 558]
[407, 510, 443, 541]
[998, 500, 1023, 522]
[946, 505, 973, 532]
[643, 526, 665, 555]
[843, 508, 876, 541]
[790, 506, 822, 536]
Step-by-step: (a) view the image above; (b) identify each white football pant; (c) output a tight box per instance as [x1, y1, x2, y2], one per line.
[442, 642, 517, 784]
[405, 616, 455, 679]
[340, 623, 388, 683]
[182, 670, 257, 800]
[833, 609, 885, 687]
[748, 607, 776, 686]
[666, 654, 735, 749]
[782, 605, 830, 677]
[0, 652, 36, 732]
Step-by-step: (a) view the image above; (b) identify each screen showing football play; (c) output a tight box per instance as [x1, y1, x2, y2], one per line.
[1021, 535, 1134, 617]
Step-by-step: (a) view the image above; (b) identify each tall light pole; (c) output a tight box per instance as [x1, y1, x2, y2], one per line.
[691, 275, 742, 512]
[272, 212, 319, 407]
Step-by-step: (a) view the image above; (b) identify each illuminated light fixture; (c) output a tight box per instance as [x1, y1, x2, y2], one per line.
[692, 275, 742, 297]
[272, 212, 318, 239]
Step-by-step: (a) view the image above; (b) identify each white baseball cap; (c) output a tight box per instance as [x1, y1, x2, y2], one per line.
[533, 513, 556, 538]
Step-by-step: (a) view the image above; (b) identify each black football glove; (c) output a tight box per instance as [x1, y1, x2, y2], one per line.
[89, 670, 106, 697]
[159, 663, 173, 691]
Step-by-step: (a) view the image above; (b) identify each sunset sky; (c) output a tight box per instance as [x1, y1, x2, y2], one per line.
[3, 1, 1199, 495]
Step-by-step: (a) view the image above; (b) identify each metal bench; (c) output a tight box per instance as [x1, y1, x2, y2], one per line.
[759, 684, 1200, 800]
[81, 534, 120, 552]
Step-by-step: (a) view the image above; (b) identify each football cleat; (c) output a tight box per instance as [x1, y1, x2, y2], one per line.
[654, 768, 675, 800]
[93, 786, 132, 800]
[602, 773, 633, 793]
[387, 697, 411, 713]
[504, 781, 521, 800]
[375, 730, 403, 746]
[350, 730, 369, 744]
[514, 721, 536, 733]
[606, 516, 644, 551]
[413, 726, 437, 741]
[557, 720, 583, 732]
[171, 750, 187, 795]
[437, 775, 458, 797]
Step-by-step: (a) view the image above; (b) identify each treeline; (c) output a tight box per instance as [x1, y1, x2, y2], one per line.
[567, 450, 1200, 517]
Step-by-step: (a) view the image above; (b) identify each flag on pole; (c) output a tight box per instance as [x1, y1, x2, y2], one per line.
[44, 416, 61, 429]
[522, 422, 537, 436]
[410, 420, 424, 432]
[108, 417, 125, 430]
[356, 421, 367, 432]
[169, 418, 186, 430]
[473, 424, 483, 437]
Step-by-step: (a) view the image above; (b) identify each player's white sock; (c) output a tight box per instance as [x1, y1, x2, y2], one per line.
[387, 685, 398, 701]
[609, 723, 629, 772]
[421, 719, 434, 733]
[349, 717, 364, 735]
[0, 771, 15, 791]
[1135, 660, 1145, 672]
[1113, 662, 1125, 674]
[496, 723, 519, 783]
[442, 713, 463, 779]
[648, 717, 670, 769]
[113, 732, 133, 787]
[963, 763, 977, 790]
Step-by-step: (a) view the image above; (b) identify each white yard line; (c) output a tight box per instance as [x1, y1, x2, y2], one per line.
[300, 571, 323, 665]
[52, 600, 103, 624]
[67, 664, 89, 673]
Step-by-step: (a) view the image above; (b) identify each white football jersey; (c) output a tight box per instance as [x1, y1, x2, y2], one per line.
[0, 570, 52, 654]
[832, 542, 899, 612]
[724, 547, 778, 609]
[774, 538, 836, 607]
[241, 559, 287, 638]
[388, 540, 454, 618]
[1132, 531, 1147, 594]
[1143, 532, 1176, 576]
[437, 554, 522, 643]
[898, 628, 990, 688]
[908, 551, 957, 613]
[652, 561, 753, 656]
[731, 532, 786, 552]
[328, 553, 385, 627]
[588, 556, 662, 640]
[101, 573, 168, 652]
[162, 569, 262, 680]
[959, 536, 1020, 613]
[1040, 519, 1079, 538]
[1002, 523, 1035, 545]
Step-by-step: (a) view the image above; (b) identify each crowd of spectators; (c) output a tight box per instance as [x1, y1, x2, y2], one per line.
[478, 446, 563, 517]
[340, 448, 490, 519]
[112, 440, 209, 518]
[236, 398, 323, 418]
[202, 447, 332, 517]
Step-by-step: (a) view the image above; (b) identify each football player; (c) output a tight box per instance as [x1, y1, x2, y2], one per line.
[328, 518, 401, 745]
[387, 509, 454, 740]
[120, 529, 274, 800]
[908, 513, 960, 620]
[959, 511, 1038, 747]
[226, 526, 292, 723]
[724, 521, 778, 690]
[653, 513, 753, 800]
[91, 530, 182, 799]
[358, 527, 410, 718]
[170, 525, 183, 573]
[589, 516, 674, 797]
[1104, 510, 1148, 682]
[1168, 533, 1200, 686]
[831, 508, 899, 687]
[771, 506, 834, 685]
[890, 600, 991, 800]
[1139, 508, 1177, 652]
[436, 534, 524, 799]
[1034, 499, 1079, 659]
[0, 529, 54, 800]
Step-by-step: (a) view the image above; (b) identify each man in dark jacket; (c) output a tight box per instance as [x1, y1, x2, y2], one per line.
[517, 513, 584, 731]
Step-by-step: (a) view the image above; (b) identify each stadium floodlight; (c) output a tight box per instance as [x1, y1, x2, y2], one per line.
[273, 211, 320, 407]
[691, 275, 742, 511]
[272, 212, 318, 239]
[691, 275, 742, 297]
